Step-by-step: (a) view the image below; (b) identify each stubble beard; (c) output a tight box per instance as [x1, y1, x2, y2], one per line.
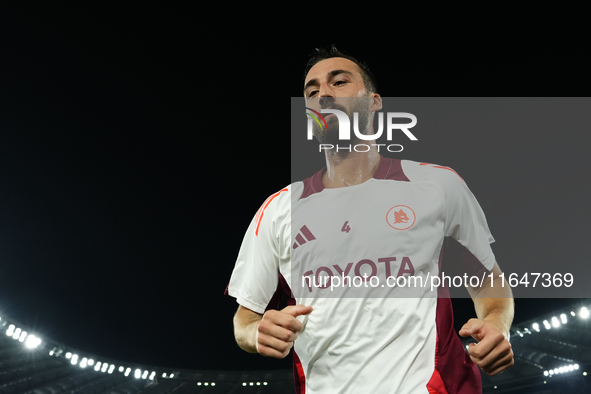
[312, 98, 372, 147]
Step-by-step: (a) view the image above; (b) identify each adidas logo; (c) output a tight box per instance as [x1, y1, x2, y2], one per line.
[292, 225, 316, 249]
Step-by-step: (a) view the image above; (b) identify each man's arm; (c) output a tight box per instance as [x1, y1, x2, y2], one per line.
[233, 304, 313, 358]
[460, 261, 515, 376]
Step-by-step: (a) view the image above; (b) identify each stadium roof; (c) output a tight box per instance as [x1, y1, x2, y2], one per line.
[1, 301, 590, 394]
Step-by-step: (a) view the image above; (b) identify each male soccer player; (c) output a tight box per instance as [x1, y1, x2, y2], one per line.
[226, 47, 514, 393]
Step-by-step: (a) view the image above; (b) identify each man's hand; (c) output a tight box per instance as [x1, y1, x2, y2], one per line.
[257, 305, 313, 358]
[459, 318, 514, 376]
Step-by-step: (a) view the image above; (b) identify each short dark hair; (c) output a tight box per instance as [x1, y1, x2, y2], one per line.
[304, 45, 378, 94]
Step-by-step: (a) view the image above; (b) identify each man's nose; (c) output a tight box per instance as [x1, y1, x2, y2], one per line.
[319, 95, 335, 109]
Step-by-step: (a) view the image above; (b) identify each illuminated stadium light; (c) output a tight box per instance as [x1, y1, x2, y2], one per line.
[71, 354, 79, 365]
[551, 317, 560, 328]
[108, 365, 115, 374]
[249, 382, 254, 386]
[242, 383, 246, 386]
[101, 363, 109, 373]
[560, 314, 567, 324]
[6, 324, 15, 336]
[574, 364, 579, 370]
[88, 359, 94, 366]
[19, 330, 28, 342]
[24, 335, 42, 349]
[124, 368, 131, 377]
[66, 352, 72, 359]
[80, 358, 88, 368]
[544, 371, 548, 376]
[584, 372, 587, 376]
[142, 370, 148, 379]
[134, 369, 141, 379]
[163, 373, 167, 378]
[204, 382, 209, 386]
[170, 374, 174, 378]
[571, 311, 576, 316]
[532, 323, 540, 332]
[543, 320, 551, 330]
[119, 366, 124, 372]
[212, 382, 216, 386]
[94, 362, 101, 372]
[49, 349, 54, 356]
[13, 327, 22, 340]
[149, 372, 155, 380]
[263, 382, 268, 385]
[580, 307, 589, 319]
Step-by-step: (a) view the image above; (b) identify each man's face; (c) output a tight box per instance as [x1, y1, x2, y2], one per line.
[303, 57, 380, 144]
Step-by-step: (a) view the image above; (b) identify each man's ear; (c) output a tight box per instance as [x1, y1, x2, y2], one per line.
[370, 94, 382, 113]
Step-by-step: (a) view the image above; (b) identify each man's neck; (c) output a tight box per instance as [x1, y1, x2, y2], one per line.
[322, 149, 381, 188]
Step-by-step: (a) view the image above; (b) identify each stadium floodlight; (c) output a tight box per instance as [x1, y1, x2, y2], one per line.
[574, 364, 579, 370]
[204, 382, 209, 386]
[19, 330, 27, 342]
[543, 320, 551, 330]
[119, 366, 124, 372]
[134, 369, 141, 379]
[101, 363, 108, 373]
[124, 368, 131, 377]
[532, 323, 540, 332]
[94, 362, 101, 372]
[6, 324, 15, 336]
[197, 382, 201, 386]
[71, 354, 79, 365]
[24, 335, 42, 349]
[583, 372, 587, 376]
[551, 317, 560, 328]
[263, 382, 268, 385]
[580, 307, 589, 319]
[543, 371, 548, 376]
[211, 383, 216, 386]
[66, 352, 72, 359]
[162, 373, 167, 378]
[80, 358, 88, 368]
[571, 311, 576, 316]
[142, 370, 148, 379]
[560, 314, 567, 324]
[88, 359, 94, 366]
[170, 374, 174, 378]
[242, 383, 246, 386]
[149, 372, 155, 380]
[108, 365, 115, 374]
[13, 327, 22, 340]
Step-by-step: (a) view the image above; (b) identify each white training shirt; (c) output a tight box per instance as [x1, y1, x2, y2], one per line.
[226, 156, 496, 394]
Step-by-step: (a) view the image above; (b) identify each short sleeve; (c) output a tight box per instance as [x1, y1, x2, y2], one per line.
[225, 188, 289, 314]
[440, 168, 496, 274]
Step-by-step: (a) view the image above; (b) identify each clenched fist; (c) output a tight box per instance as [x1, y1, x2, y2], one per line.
[257, 305, 313, 358]
[459, 318, 514, 376]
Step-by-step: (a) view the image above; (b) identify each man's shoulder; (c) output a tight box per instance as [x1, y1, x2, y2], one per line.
[400, 159, 465, 185]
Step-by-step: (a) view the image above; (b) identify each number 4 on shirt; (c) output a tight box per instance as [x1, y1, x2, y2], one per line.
[341, 221, 351, 233]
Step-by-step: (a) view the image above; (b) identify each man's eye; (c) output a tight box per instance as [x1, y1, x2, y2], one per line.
[334, 80, 346, 86]
[308, 90, 318, 97]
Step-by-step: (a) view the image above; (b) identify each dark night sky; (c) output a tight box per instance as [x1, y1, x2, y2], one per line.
[0, 4, 589, 374]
